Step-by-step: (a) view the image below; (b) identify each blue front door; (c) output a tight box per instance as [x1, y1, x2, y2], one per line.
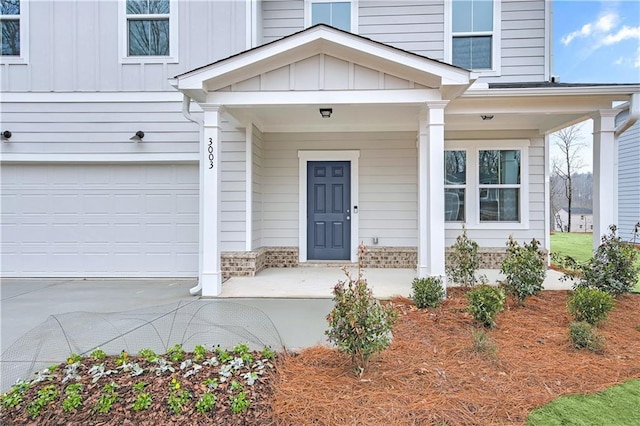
[307, 161, 351, 260]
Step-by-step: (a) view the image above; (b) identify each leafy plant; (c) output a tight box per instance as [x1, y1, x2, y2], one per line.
[326, 244, 397, 375]
[195, 391, 217, 414]
[230, 380, 244, 392]
[137, 348, 158, 362]
[569, 321, 605, 352]
[167, 388, 192, 415]
[93, 382, 119, 414]
[575, 225, 640, 295]
[411, 276, 445, 308]
[215, 347, 233, 363]
[62, 383, 83, 412]
[115, 350, 130, 366]
[152, 357, 175, 376]
[27, 384, 58, 419]
[167, 344, 186, 362]
[203, 378, 219, 389]
[567, 287, 615, 325]
[233, 343, 254, 363]
[500, 236, 546, 305]
[446, 227, 482, 287]
[262, 347, 276, 360]
[230, 391, 251, 414]
[90, 348, 107, 361]
[193, 344, 208, 361]
[88, 363, 117, 383]
[470, 327, 497, 356]
[133, 392, 152, 411]
[466, 285, 506, 328]
[62, 361, 82, 383]
[1, 382, 29, 409]
[133, 381, 146, 392]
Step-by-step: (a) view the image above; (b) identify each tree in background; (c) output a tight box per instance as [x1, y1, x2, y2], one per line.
[553, 124, 587, 232]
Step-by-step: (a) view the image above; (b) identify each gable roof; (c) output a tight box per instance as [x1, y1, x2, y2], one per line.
[171, 24, 473, 103]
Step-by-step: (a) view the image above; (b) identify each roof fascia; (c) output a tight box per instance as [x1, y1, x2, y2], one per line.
[463, 85, 640, 98]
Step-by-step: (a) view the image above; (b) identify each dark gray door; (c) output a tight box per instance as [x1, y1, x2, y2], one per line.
[307, 161, 351, 260]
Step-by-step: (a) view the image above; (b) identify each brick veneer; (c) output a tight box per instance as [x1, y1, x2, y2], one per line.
[220, 246, 540, 277]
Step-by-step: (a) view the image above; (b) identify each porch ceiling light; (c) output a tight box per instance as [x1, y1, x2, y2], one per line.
[481, 115, 494, 121]
[319, 108, 333, 118]
[130, 130, 145, 142]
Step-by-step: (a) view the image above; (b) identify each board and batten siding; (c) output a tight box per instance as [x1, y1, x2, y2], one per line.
[1, 0, 247, 92]
[618, 121, 640, 241]
[261, 132, 418, 248]
[220, 125, 248, 252]
[252, 125, 265, 250]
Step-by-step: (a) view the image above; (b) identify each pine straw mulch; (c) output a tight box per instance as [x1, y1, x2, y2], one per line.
[269, 289, 640, 425]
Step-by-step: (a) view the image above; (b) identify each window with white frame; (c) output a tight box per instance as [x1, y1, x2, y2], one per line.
[121, 0, 177, 62]
[444, 141, 528, 228]
[450, 0, 498, 71]
[1, 0, 28, 61]
[305, 0, 356, 32]
[444, 150, 467, 222]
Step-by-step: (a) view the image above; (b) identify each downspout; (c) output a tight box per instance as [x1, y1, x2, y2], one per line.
[181, 94, 204, 296]
[615, 93, 639, 137]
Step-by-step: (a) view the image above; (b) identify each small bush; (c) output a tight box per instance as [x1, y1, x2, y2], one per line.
[466, 285, 506, 328]
[567, 288, 615, 325]
[576, 225, 639, 296]
[470, 328, 497, 356]
[411, 276, 444, 308]
[569, 321, 605, 352]
[326, 244, 397, 375]
[446, 227, 481, 287]
[500, 236, 546, 305]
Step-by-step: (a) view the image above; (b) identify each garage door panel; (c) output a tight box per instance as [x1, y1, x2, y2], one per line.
[1, 164, 198, 277]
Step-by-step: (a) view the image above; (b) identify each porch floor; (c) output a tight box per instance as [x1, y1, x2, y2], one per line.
[219, 267, 571, 298]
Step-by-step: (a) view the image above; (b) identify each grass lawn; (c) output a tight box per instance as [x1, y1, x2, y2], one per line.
[550, 232, 640, 292]
[527, 379, 640, 425]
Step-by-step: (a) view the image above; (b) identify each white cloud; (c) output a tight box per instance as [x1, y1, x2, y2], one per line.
[561, 13, 619, 45]
[601, 25, 640, 45]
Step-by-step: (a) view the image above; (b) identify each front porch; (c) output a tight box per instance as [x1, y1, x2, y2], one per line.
[218, 266, 571, 298]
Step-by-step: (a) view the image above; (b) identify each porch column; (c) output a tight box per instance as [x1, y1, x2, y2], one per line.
[592, 109, 618, 250]
[418, 101, 448, 282]
[200, 106, 223, 296]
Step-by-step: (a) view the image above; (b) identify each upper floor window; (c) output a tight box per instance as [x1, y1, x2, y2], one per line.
[305, 0, 357, 33]
[1, 0, 28, 62]
[447, 0, 501, 75]
[120, 0, 178, 63]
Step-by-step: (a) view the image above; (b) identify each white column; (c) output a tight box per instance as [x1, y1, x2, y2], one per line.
[418, 101, 448, 282]
[245, 123, 253, 252]
[592, 109, 618, 250]
[200, 107, 223, 296]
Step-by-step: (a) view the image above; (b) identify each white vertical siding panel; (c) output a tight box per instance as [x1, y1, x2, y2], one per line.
[618, 122, 640, 241]
[52, 1, 76, 91]
[76, 0, 98, 90]
[97, 0, 121, 91]
[252, 126, 264, 249]
[220, 123, 247, 252]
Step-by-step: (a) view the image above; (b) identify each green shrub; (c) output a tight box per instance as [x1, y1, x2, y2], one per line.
[576, 225, 639, 296]
[567, 288, 615, 325]
[326, 245, 397, 375]
[569, 321, 605, 352]
[500, 236, 546, 305]
[446, 227, 481, 287]
[466, 285, 506, 328]
[167, 344, 185, 362]
[411, 276, 444, 308]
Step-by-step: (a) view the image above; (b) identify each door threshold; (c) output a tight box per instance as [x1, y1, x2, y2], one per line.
[299, 261, 357, 268]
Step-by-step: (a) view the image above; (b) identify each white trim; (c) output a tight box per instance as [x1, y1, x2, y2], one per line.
[0, 0, 29, 64]
[0, 91, 185, 102]
[245, 123, 253, 251]
[543, 133, 551, 263]
[118, 0, 179, 64]
[464, 85, 640, 98]
[304, 0, 359, 33]
[544, 0, 552, 82]
[444, 139, 530, 230]
[298, 150, 360, 263]
[444, 0, 502, 77]
[0, 153, 198, 163]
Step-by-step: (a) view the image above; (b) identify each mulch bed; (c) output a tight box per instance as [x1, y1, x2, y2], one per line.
[2, 289, 639, 425]
[269, 289, 640, 425]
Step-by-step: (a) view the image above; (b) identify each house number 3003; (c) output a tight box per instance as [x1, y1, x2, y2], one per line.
[208, 138, 214, 169]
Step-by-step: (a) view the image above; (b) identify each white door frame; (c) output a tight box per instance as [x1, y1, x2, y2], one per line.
[298, 150, 360, 263]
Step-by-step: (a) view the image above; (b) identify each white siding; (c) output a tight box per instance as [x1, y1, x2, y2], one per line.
[1, 0, 248, 92]
[252, 125, 265, 249]
[618, 121, 640, 241]
[261, 0, 304, 43]
[262, 132, 418, 248]
[0, 100, 199, 156]
[220, 125, 247, 252]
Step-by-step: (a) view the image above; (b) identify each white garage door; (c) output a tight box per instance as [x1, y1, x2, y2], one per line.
[1, 163, 199, 277]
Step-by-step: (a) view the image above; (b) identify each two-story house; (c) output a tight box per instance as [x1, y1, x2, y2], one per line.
[1, 0, 638, 296]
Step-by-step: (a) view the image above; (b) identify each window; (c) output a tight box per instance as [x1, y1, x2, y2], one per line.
[444, 140, 529, 229]
[305, 0, 357, 33]
[444, 150, 466, 222]
[120, 0, 178, 63]
[478, 149, 520, 222]
[447, 0, 500, 74]
[1, 0, 27, 62]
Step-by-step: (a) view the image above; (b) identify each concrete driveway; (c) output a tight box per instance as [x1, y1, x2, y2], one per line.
[1, 278, 333, 356]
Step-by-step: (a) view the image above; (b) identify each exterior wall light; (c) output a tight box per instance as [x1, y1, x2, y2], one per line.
[2, 130, 12, 140]
[319, 108, 333, 118]
[130, 130, 145, 142]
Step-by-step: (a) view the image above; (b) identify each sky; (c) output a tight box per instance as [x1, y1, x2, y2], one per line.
[551, 0, 640, 172]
